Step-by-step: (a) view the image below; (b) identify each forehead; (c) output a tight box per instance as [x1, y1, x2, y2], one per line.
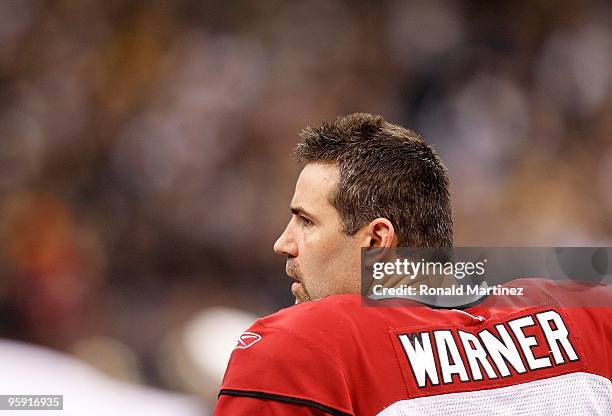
[292, 163, 339, 212]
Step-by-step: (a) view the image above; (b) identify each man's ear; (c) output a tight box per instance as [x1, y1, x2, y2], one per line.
[360, 218, 398, 270]
[363, 218, 398, 248]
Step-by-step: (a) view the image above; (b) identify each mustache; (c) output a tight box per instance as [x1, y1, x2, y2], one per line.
[285, 259, 303, 281]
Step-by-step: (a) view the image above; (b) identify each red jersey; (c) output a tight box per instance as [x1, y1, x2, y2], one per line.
[215, 279, 611, 415]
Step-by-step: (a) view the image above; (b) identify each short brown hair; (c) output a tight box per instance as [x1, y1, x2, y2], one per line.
[295, 113, 453, 247]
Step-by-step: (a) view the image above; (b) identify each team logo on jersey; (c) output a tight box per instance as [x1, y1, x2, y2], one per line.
[235, 332, 262, 349]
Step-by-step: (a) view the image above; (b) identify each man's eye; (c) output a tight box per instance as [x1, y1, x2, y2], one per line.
[300, 216, 313, 227]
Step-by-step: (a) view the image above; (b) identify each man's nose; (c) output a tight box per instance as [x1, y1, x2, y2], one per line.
[274, 225, 298, 257]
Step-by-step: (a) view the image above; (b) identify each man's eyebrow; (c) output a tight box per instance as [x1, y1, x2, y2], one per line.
[290, 206, 317, 221]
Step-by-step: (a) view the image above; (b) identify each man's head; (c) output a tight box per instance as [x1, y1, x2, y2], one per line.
[274, 113, 453, 303]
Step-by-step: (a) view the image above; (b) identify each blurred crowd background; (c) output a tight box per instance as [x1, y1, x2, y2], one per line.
[0, 0, 610, 412]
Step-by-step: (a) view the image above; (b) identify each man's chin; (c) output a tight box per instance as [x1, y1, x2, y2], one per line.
[291, 282, 311, 303]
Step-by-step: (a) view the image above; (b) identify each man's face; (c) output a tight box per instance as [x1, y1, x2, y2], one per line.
[274, 163, 363, 303]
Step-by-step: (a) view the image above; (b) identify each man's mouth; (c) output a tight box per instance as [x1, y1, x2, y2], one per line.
[288, 274, 304, 299]
[286, 260, 309, 302]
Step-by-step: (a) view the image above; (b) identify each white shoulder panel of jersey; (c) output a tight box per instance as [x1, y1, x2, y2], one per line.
[377, 372, 611, 416]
